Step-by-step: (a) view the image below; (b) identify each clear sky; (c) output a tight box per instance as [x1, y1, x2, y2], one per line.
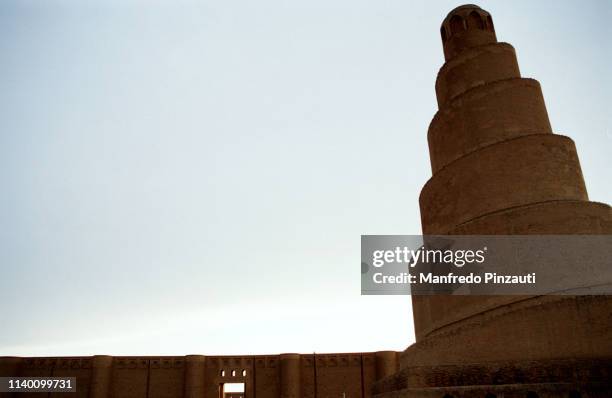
[1, 0, 610, 356]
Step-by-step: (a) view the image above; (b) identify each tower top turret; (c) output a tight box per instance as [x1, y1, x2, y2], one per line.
[440, 4, 497, 61]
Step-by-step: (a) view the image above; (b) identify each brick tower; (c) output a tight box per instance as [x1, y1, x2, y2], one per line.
[374, 4, 612, 397]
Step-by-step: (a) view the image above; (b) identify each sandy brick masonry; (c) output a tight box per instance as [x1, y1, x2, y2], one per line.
[0, 353, 399, 398]
[378, 4, 612, 397]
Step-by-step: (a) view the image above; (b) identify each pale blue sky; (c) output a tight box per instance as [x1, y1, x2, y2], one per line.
[1, 0, 610, 356]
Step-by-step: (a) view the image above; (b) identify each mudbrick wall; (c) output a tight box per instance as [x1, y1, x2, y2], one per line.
[0, 352, 399, 398]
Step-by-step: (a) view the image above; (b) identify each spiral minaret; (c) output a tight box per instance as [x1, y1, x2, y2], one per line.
[374, 5, 612, 397]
